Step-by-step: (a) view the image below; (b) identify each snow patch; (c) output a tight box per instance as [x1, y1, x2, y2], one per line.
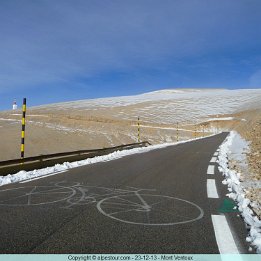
[205, 117, 234, 122]
[132, 124, 219, 133]
[0, 118, 19, 122]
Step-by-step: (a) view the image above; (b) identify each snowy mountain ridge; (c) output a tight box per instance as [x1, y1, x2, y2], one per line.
[32, 88, 261, 124]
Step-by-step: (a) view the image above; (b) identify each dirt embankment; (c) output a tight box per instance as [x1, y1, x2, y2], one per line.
[232, 109, 261, 181]
[229, 109, 261, 217]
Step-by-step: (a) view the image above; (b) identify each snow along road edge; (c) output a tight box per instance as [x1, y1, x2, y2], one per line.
[217, 131, 261, 253]
[0, 133, 219, 187]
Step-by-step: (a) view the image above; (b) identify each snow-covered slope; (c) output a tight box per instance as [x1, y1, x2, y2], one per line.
[33, 89, 261, 124]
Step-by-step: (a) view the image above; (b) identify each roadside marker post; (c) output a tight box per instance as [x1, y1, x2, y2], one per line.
[21, 98, 26, 159]
[137, 116, 140, 143]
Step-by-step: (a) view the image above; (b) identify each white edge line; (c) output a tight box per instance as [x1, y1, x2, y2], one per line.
[207, 179, 219, 198]
[20, 170, 67, 183]
[211, 215, 240, 254]
[207, 165, 215, 175]
[210, 157, 217, 163]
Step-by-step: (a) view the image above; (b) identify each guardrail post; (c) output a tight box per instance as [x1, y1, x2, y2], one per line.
[137, 116, 140, 142]
[21, 98, 26, 159]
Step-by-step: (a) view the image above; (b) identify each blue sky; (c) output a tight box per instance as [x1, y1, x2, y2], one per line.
[0, 0, 261, 110]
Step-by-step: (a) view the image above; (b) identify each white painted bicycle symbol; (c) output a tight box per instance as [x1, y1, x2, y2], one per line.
[0, 182, 204, 226]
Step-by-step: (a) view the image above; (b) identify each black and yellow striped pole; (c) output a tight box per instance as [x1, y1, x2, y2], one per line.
[21, 98, 26, 159]
[176, 122, 179, 142]
[137, 116, 140, 143]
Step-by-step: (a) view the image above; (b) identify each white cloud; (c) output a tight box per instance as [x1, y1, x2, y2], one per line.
[249, 70, 261, 87]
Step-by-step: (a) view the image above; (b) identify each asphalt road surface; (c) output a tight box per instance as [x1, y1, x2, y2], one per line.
[0, 133, 250, 253]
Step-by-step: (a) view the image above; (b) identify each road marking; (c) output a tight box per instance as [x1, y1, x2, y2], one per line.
[214, 152, 218, 156]
[20, 170, 67, 183]
[207, 179, 219, 198]
[207, 165, 215, 175]
[211, 215, 240, 254]
[210, 157, 217, 163]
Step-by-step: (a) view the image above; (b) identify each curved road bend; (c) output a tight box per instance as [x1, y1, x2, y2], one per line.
[0, 133, 250, 253]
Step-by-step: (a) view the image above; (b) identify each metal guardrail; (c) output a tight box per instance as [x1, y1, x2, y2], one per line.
[0, 141, 151, 176]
